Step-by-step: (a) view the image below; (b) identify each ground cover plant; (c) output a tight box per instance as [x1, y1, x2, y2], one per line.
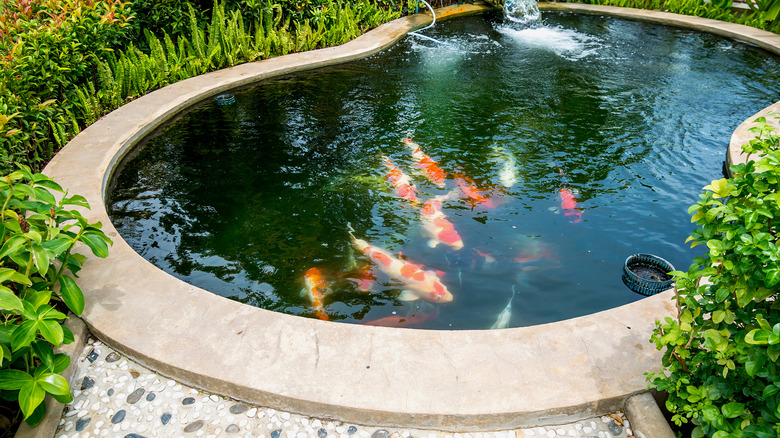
[0, 165, 111, 432]
[648, 116, 780, 437]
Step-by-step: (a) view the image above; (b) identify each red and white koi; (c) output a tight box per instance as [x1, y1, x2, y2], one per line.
[302, 267, 330, 321]
[382, 156, 418, 203]
[420, 194, 463, 250]
[348, 228, 453, 303]
[402, 138, 447, 188]
[455, 174, 496, 209]
[559, 187, 582, 223]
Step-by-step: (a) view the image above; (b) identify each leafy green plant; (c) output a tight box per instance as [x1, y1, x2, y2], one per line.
[0, 165, 111, 426]
[647, 116, 780, 438]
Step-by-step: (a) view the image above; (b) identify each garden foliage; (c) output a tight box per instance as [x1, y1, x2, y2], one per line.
[0, 0, 402, 175]
[0, 165, 111, 426]
[648, 116, 780, 437]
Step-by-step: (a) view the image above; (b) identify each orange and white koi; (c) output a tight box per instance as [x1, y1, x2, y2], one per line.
[302, 267, 330, 321]
[402, 139, 447, 188]
[420, 194, 463, 250]
[382, 156, 418, 203]
[559, 187, 582, 223]
[348, 228, 453, 303]
[455, 174, 495, 209]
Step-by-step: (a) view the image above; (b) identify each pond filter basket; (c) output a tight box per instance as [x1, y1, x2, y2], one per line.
[216, 94, 235, 106]
[622, 253, 675, 296]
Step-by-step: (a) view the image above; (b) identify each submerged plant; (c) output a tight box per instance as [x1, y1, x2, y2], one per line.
[0, 165, 111, 427]
[648, 116, 780, 437]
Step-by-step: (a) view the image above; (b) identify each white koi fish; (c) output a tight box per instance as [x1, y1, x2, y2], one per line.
[348, 226, 453, 303]
[420, 193, 463, 250]
[382, 156, 418, 203]
[490, 285, 516, 329]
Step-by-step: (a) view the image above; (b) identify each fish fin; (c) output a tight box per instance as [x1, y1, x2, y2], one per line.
[427, 239, 439, 248]
[300, 288, 306, 298]
[398, 290, 420, 301]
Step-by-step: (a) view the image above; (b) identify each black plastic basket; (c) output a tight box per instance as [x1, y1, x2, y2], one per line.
[215, 94, 235, 106]
[622, 253, 675, 296]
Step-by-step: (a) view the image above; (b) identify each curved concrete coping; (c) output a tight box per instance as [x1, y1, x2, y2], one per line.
[42, 2, 780, 431]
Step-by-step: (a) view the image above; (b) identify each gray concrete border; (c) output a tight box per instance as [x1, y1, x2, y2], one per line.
[40, 2, 780, 432]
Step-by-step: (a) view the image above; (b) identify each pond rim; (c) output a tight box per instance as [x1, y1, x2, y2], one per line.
[43, 2, 780, 431]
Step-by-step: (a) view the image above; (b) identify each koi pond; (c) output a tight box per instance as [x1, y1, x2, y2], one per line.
[109, 11, 780, 330]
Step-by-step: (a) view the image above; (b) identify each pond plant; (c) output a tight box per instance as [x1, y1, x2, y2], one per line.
[648, 116, 780, 437]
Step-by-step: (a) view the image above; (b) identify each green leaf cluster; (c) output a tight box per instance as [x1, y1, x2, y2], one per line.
[647, 115, 780, 437]
[0, 165, 111, 426]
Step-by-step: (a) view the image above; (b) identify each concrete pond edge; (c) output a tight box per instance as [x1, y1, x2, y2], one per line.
[34, 2, 780, 435]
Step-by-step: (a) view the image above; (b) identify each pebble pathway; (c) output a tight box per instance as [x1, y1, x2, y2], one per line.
[56, 338, 637, 438]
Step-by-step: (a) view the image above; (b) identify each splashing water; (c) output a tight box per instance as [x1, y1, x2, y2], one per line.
[504, 0, 541, 23]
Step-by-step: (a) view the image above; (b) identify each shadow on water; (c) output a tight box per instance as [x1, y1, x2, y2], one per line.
[108, 11, 780, 329]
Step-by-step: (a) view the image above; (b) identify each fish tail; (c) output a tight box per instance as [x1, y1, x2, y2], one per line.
[346, 222, 355, 237]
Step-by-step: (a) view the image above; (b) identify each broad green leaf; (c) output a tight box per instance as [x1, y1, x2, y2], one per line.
[30, 244, 49, 277]
[713, 310, 725, 324]
[58, 275, 84, 316]
[0, 235, 27, 260]
[62, 326, 74, 345]
[11, 320, 38, 351]
[764, 385, 780, 398]
[31, 187, 55, 205]
[0, 289, 23, 312]
[53, 353, 70, 374]
[0, 369, 32, 390]
[722, 402, 745, 418]
[26, 289, 52, 311]
[32, 179, 62, 192]
[31, 340, 54, 372]
[60, 194, 89, 208]
[38, 320, 63, 346]
[704, 178, 729, 197]
[80, 232, 109, 258]
[745, 329, 772, 345]
[19, 381, 45, 420]
[22, 396, 46, 427]
[712, 431, 729, 438]
[42, 238, 72, 256]
[38, 373, 69, 396]
[0, 324, 14, 345]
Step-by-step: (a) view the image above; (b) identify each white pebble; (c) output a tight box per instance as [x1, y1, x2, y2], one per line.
[336, 426, 346, 433]
[281, 412, 291, 420]
[77, 410, 89, 418]
[601, 416, 610, 423]
[121, 422, 130, 431]
[173, 384, 183, 391]
[297, 433, 307, 438]
[556, 429, 565, 436]
[312, 419, 322, 428]
[624, 420, 630, 429]
[240, 419, 248, 427]
[210, 395, 219, 402]
[574, 424, 582, 431]
[195, 401, 203, 410]
[286, 431, 295, 438]
[302, 419, 310, 427]
[522, 430, 534, 436]
[583, 427, 592, 434]
[193, 411, 200, 419]
[247, 408, 257, 417]
[568, 430, 577, 437]
[546, 431, 556, 438]
[267, 409, 276, 416]
[167, 380, 176, 387]
[626, 428, 632, 436]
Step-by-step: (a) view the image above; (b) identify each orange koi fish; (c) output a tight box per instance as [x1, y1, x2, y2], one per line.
[559, 187, 582, 223]
[454, 174, 495, 209]
[420, 194, 463, 250]
[402, 138, 447, 188]
[364, 311, 436, 328]
[302, 267, 330, 321]
[348, 228, 453, 303]
[382, 156, 418, 203]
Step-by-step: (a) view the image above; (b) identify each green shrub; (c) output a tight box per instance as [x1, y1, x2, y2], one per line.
[648, 116, 780, 437]
[0, 165, 111, 427]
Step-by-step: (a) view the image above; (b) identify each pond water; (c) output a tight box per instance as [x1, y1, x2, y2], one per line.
[108, 11, 780, 330]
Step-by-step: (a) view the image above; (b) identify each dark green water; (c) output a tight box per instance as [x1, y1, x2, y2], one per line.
[108, 11, 780, 329]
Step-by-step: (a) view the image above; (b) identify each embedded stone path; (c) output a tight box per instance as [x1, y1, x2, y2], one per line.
[55, 338, 636, 438]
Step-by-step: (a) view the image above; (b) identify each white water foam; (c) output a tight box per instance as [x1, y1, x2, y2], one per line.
[497, 25, 601, 60]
